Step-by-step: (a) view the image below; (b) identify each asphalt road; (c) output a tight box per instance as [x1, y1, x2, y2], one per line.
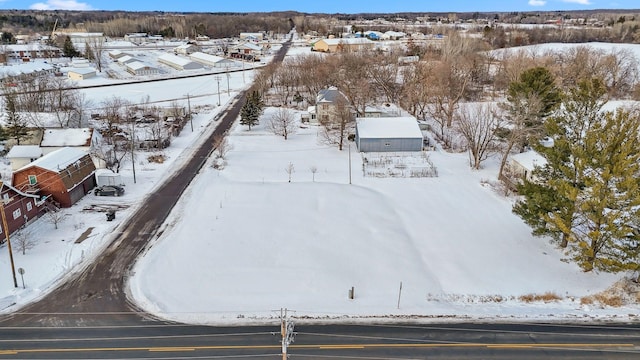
[0, 322, 638, 359]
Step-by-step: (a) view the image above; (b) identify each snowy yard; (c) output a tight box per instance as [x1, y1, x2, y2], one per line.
[128, 107, 631, 325]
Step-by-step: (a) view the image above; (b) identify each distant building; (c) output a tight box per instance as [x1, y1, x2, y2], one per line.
[67, 67, 96, 81]
[157, 53, 203, 71]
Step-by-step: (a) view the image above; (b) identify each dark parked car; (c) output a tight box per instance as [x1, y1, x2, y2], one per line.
[94, 185, 125, 197]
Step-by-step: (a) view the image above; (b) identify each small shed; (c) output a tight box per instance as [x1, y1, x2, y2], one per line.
[509, 151, 547, 182]
[355, 117, 423, 152]
[67, 67, 96, 80]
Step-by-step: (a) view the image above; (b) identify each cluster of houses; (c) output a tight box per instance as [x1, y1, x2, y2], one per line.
[0, 128, 108, 241]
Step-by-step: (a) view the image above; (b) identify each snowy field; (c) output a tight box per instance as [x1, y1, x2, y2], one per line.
[0, 42, 637, 325]
[128, 107, 630, 325]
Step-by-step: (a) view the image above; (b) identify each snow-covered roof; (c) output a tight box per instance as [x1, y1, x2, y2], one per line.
[189, 52, 226, 64]
[511, 151, 547, 171]
[126, 61, 154, 71]
[19, 147, 87, 172]
[67, 67, 96, 75]
[0, 62, 53, 79]
[234, 42, 262, 51]
[321, 37, 374, 46]
[158, 53, 199, 67]
[117, 55, 137, 64]
[40, 128, 94, 147]
[356, 117, 423, 139]
[6, 145, 42, 159]
[317, 86, 347, 104]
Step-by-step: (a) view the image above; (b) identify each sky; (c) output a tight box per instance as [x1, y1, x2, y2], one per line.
[1, 40, 638, 324]
[0, 0, 637, 14]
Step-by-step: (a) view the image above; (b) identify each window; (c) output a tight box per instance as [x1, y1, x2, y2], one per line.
[12, 208, 21, 220]
[2, 194, 8, 202]
[28, 175, 37, 185]
[26, 201, 33, 212]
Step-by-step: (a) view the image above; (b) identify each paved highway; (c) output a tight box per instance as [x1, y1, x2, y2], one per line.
[0, 322, 638, 359]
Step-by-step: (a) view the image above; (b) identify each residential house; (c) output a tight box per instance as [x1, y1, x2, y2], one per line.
[315, 87, 351, 125]
[239, 32, 264, 41]
[229, 43, 263, 60]
[0, 181, 46, 241]
[40, 128, 104, 168]
[1, 44, 62, 62]
[6, 145, 43, 171]
[174, 43, 201, 55]
[355, 116, 423, 152]
[12, 147, 96, 208]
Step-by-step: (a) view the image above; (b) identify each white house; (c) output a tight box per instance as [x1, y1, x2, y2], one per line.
[40, 128, 105, 168]
[157, 53, 203, 71]
[6, 145, 43, 171]
[174, 43, 201, 55]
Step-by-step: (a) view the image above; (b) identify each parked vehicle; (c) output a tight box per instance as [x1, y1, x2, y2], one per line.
[94, 185, 125, 197]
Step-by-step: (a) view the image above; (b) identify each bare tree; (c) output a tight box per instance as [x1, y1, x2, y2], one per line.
[285, 162, 295, 183]
[267, 107, 297, 140]
[213, 134, 232, 159]
[14, 230, 36, 255]
[84, 36, 106, 72]
[455, 103, 502, 170]
[310, 165, 318, 182]
[46, 208, 67, 230]
[319, 96, 354, 151]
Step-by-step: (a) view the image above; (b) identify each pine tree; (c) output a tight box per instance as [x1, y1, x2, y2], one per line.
[514, 78, 640, 274]
[572, 109, 640, 273]
[63, 36, 79, 59]
[514, 78, 608, 248]
[3, 88, 30, 145]
[239, 90, 264, 130]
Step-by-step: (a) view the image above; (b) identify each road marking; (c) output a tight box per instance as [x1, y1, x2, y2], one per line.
[0, 342, 635, 355]
[149, 347, 195, 352]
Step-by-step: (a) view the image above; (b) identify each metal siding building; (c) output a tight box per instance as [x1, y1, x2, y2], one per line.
[356, 117, 423, 152]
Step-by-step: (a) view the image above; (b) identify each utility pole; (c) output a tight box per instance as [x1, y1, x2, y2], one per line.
[348, 142, 352, 185]
[0, 185, 18, 288]
[280, 308, 295, 360]
[130, 121, 136, 184]
[186, 93, 193, 132]
[215, 76, 221, 106]
[225, 67, 230, 94]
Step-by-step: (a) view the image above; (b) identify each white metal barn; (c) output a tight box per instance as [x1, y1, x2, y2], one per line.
[157, 53, 203, 71]
[355, 117, 423, 152]
[189, 52, 238, 68]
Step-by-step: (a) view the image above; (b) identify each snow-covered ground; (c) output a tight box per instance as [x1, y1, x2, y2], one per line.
[0, 42, 637, 325]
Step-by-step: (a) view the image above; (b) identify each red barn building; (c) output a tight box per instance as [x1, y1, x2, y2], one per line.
[11, 147, 96, 208]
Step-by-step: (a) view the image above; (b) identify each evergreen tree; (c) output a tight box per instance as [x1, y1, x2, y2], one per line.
[573, 109, 640, 273]
[514, 78, 640, 275]
[3, 88, 30, 145]
[239, 90, 264, 130]
[63, 36, 79, 59]
[514, 78, 608, 248]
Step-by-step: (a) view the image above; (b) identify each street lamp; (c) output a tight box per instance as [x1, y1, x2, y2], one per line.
[0, 183, 18, 288]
